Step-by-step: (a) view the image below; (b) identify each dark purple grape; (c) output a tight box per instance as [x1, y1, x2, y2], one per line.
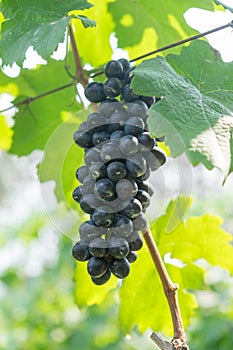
[138, 132, 155, 151]
[135, 190, 151, 209]
[127, 100, 148, 119]
[98, 99, 123, 118]
[94, 178, 116, 201]
[127, 232, 143, 251]
[140, 95, 156, 107]
[116, 178, 138, 200]
[73, 129, 94, 149]
[100, 142, 122, 162]
[118, 58, 130, 73]
[92, 131, 110, 145]
[126, 154, 147, 178]
[72, 241, 91, 261]
[89, 162, 106, 180]
[72, 186, 86, 203]
[87, 112, 107, 132]
[91, 268, 111, 285]
[110, 130, 126, 140]
[79, 220, 103, 242]
[84, 82, 106, 103]
[104, 77, 122, 97]
[89, 238, 108, 258]
[121, 84, 139, 102]
[120, 134, 139, 155]
[124, 116, 144, 136]
[106, 161, 127, 182]
[120, 198, 142, 219]
[79, 193, 100, 214]
[104, 60, 124, 79]
[113, 214, 133, 237]
[126, 251, 137, 263]
[111, 258, 130, 278]
[136, 181, 154, 197]
[92, 206, 115, 227]
[109, 236, 130, 259]
[87, 257, 109, 278]
[76, 166, 89, 183]
[84, 148, 101, 166]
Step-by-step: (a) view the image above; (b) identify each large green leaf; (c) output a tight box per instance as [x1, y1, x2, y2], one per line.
[108, 0, 214, 59]
[119, 248, 202, 334]
[0, 0, 93, 66]
[119, 196, 233, 334]
[132, 41, 233, 178]
[0, 59, 85, 202]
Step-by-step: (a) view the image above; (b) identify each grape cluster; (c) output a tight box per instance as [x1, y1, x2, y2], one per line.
[72, 58, 166, 285]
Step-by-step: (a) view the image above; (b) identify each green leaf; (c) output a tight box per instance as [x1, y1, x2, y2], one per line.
[0, 115, 13, 150]
[74, 260, 118, 308]
[108, 0, 214, 59]
[155, 211, 233, 274]
[0, 0, 93, 66]
[119, 246, 203, 334]
[119, 196, 233, 334]
[132, 41, 233, 178]
[73, 15, 96, 28]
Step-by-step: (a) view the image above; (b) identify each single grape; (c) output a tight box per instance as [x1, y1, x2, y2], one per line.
[127, 232, 143, 251]
[104, 60, 124, 79]
[82, 175, 96, 193]
[72, 241, 91, 261]
[100, 142, 122, 162]
[108, 110, 129, 132]
[76, 165, 89, 183]
[110, 130, 126, 141]
[84, 82, 106, 103]
[92, 206, 115, 227]
[116, 178, 138, 200]
[124, 116, 145, 136]
[121, 84, 139, 102]
[84, 148, 101, 166]
[106, 161, 127, 182]
[126, 154, 147, 178]
[89, 162, 106, 180]
[120, 198, 142, 219]
[127, 100, 148, 119]
[136, 181, 154, 197]
[109, 236, 130, 259]
[73, 129, 94, 149]
[91, 268, 111, 285]
[120, 134, 139, 155]
[111, 258, 130, 279]
[87, 257, 109, 278]
[89, 238, 108, 258]
[87, 112, 107, 132]
[145, 147, 166, 171]
[92, 131, 110, 145]
[113, 214, 133, 237]
[72, 186, 86, 203]
[104, 77, 122, 97]
[135, 190, 151, 209]
[98, 99, 123, 118]
[126, 251, 137, 263]
[136, 167, 151, 181]
[138, 132, 155, 151]
[79, 220, 103, 242]
[117, 58, 130, 73]
[80, 193, 100, 214]
[94, 178, 116, 201]
[139, 95, 156, 107]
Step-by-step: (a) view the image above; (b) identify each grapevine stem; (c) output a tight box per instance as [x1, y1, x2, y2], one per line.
[142, 227, 190, 350]
[68, 24, 88, 86]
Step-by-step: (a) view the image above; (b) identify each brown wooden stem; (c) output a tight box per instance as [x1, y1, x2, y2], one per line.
[142, 227, 190, 350]
[69, 24, 88, 86]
